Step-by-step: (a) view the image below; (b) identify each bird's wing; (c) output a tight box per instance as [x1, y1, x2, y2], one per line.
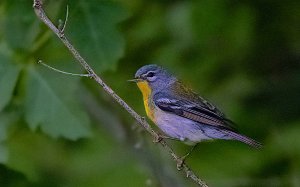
[153, 92, 236, 131]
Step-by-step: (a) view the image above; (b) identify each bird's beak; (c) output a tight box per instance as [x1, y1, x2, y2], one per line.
[127, 78, 142, 83]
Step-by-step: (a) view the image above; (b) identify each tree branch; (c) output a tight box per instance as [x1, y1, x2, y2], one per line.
[32, 1, 208, 186]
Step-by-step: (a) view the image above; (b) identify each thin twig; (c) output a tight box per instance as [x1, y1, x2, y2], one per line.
[32, 1, 208, 186]
[37, 60, 91, 77]
[59, 5, 69, 34]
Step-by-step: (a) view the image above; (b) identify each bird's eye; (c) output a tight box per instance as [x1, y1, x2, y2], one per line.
[147, 72, 155, 77]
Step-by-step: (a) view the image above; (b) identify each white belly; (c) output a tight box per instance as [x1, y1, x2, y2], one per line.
[154, 108, 213, 143]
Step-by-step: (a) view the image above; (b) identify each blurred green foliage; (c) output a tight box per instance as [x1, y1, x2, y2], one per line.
[0, 0, 299, 186]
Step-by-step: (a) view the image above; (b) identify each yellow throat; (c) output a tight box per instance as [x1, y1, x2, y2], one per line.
[137, 81, 155, 121]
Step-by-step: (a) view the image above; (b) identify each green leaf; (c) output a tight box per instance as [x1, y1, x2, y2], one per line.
[0, 112, 16, 164]
[5, 125, 149, 185]
[67, 1, 128, 72]
[0, 113, 13, 142]
[6, 129, 45, 181]
[0, 143, 8, 164]
[3, 0, 40, 50]
[0, 55, 20, 111]
[24, 65, 91, 140]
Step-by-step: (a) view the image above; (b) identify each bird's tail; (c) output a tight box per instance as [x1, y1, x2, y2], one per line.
[222, 130, 262, 149]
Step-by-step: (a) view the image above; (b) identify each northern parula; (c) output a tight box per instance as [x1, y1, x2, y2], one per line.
[131, 64, 262, 150]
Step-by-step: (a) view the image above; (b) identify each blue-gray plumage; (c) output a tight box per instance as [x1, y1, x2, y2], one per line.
[132, 64, 262, 149]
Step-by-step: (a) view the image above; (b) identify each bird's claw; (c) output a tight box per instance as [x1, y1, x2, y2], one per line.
[176, 158, 184, 170]
[176, 151, 192, 170]
[153, 134, 172, 143]
[153, 134, 163, 143]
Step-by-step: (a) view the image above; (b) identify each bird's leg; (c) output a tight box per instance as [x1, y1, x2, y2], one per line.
[176, 144, 198, 170]
[153, 134, 178, 143]
[182, 144, 198, 160]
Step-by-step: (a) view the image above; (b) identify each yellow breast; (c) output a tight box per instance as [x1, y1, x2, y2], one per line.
[137, 81, 155, 122]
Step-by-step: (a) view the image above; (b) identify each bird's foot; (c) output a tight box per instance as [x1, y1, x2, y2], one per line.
[153, 134, 178, 143]
[153, 134, 169, 143]
[176, 153, 190, 170]
[176, 144, 197, 170]
[176, 157, 185, 170]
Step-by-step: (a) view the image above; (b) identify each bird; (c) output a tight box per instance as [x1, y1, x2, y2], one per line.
[130, 64, 262, 157]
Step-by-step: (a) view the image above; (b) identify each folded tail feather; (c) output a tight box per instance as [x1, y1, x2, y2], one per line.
[222, 130, 262, 149]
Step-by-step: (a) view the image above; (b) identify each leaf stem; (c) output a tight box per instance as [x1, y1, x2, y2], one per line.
[37, 60, 91, 77]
